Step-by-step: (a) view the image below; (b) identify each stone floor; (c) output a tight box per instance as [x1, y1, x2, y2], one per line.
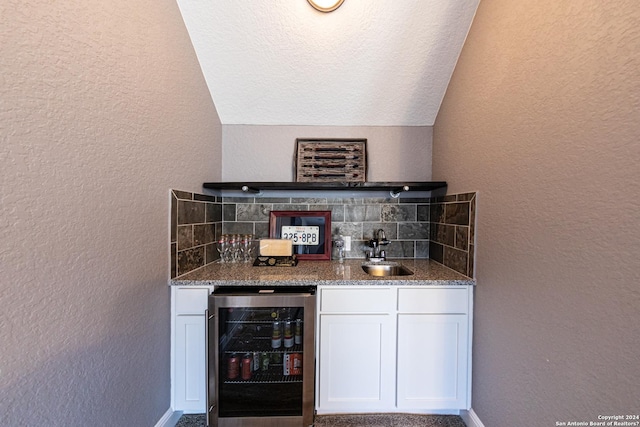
[175, 413, 467, 427]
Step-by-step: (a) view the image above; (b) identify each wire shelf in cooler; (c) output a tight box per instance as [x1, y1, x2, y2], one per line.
[223, 372, 303, 385]
[224, 340, 304, 354]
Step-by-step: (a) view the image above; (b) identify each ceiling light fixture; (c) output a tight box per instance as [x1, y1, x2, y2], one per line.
[307, 0, 344, 13]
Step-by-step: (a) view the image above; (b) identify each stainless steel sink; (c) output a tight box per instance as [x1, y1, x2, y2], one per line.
[361, 263, 414, 277]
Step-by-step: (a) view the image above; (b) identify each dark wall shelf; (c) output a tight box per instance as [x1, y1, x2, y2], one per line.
[203, 181, 447, 195]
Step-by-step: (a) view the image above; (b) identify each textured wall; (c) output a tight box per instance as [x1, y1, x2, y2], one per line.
[433, 1, 640, 426]
[176, 0, 479, 126]
[0, 0, 221, 425]
[222, 125, 433, 181]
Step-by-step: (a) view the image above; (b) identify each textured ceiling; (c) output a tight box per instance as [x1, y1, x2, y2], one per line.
[176, 0, 479, 126]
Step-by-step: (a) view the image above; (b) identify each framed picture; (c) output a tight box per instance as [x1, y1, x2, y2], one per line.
[294, 138, 367, 183]
[269, 210, 332, 260]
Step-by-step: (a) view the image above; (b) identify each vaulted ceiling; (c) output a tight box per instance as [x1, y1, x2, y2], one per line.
[176, 0, 479, 126]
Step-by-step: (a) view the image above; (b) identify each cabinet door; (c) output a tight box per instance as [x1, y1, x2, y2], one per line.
[174, 314, 206, 413]
[317, 313, 395, 412]
[396, 313, 468, 410]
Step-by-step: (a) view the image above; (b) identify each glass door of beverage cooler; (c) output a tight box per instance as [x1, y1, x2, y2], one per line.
[207, 288, 315, 427]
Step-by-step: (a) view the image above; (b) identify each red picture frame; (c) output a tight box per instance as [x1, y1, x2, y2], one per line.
[269, 210, 332, 260]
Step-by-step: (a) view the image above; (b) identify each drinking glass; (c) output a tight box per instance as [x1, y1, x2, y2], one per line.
[229, 234, 241, 263]
[241, 234, 255, 262]
[216, 235, 229, 263]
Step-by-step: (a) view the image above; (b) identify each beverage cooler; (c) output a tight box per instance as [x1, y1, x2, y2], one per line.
[206, 286, 316, 427]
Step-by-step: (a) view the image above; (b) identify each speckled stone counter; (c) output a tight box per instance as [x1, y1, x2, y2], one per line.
[170, 259, 474, 287]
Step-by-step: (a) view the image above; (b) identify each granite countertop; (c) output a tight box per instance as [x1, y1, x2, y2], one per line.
[171, 259, 475, 287]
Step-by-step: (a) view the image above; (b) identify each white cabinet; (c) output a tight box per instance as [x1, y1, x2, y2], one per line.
[396, 287, 470, 410]
[317, 287, 396, 411]
[172, 286, 212, 413]
[316, 285, 472, 414]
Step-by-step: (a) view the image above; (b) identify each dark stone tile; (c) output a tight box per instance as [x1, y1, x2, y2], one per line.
[292, 197, 327, 204]
[194, 193, 216, 202]
[172, 190, 192, 200]
[205, 243, 217, 264]
[272, 204, 307, 211]
[455, 226, 469, 251]
[223, 203, 236, 221]
[237, 203, 271, 221]
[381, 204, 416, 222]
[328, 197, 360, 205]
[363, 223, 397, 240]
[444, 246, 469, 276]
[361, 197, 394, 204]
[331, 222, 364, 241]
[171, 193, 177, 243]
[254, 222, 270, 238]
[429, 222, 438, 241]
[415, 240, 429, 258]
[345, 205, 381, 222]
[194, 223, 215, 246]
[429, 241, 444, 263]
[430, 203, 445, 223]
[177, 225, 193, 250]
[433, 223, 455, 247]
[311, 205, 344, 222]
[399, 197, 430, 204]
[456, 192, 475, 201]
[223, 222, 254, 235]
[177, 247, 205, 276]
[170, 243, 177, 279]
[417, 204, 430, 222]
[349, 240, 369, 258]
[470, 197, 476, 244]
[444, 202, 470, 225]
[223, 196, 256, 203]
[468, 244, 475, 278]
[255, 197, 290, 203]
[205, 203, 222, 223]
[398, 222, 429, 239]
[385, 240, 414, 258]
[178, 200, 206, 225]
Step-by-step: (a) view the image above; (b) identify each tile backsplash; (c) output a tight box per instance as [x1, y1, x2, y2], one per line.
[429, 192, 477, 277]
[171, 190, 222, 278]
[171, 189, 476, 279]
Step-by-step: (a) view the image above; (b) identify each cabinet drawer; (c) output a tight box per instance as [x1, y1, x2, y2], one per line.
[175, 287, 211, 314]
[397, 288, 468, 314]
[320, 287, 393, 313]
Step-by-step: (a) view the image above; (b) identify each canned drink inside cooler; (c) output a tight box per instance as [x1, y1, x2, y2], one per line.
[294, 319, 302, 345]
[241, 353, 252, 380]
[227, 353, 239, 380]
[284, 320, 294, 348]
[271, 321, 282, 349]
[253, 352, 260, 372]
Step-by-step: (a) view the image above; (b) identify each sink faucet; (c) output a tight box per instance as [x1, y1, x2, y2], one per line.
[367, 229, 390, 261]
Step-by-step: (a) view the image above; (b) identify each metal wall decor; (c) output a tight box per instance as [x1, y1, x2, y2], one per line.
[307, 0, 344, 13]
[294, 138, 367, 183]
